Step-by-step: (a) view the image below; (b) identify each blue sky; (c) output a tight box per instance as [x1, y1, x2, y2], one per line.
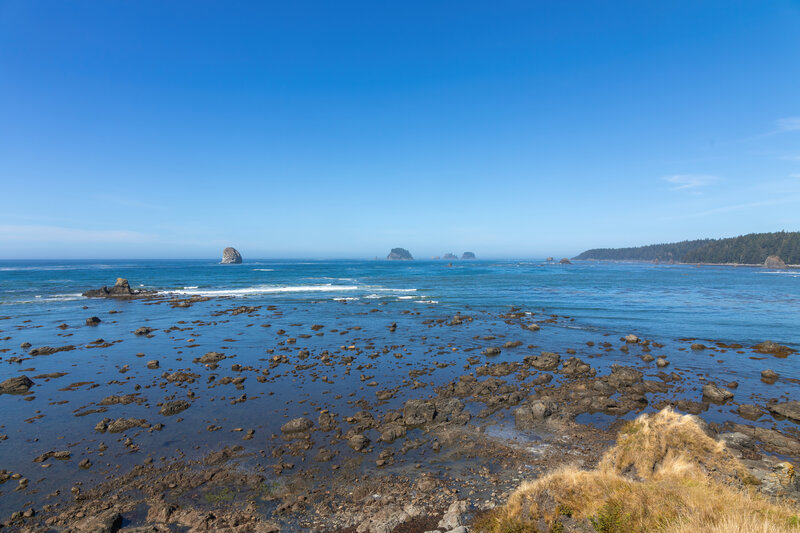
[1, 1, 799, 259]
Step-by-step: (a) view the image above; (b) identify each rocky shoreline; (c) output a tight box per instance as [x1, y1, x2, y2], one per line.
[1, 282, 799, 532]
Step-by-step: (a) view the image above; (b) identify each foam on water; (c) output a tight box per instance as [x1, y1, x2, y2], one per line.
[165, 284, 360, 297]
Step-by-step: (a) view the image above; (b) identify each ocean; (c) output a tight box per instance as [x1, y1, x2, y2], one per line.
[2, 258, 798, 344]
[1, 258, 798, 526]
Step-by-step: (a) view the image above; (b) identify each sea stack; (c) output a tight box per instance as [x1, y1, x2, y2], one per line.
[764, 255, 787, 269]
[387, 248, 413, 260]
[559, 258, 572, 264]
[221, 247, 242, 264]
[461, 251, 476, 260]
[443, 253, 458, 260]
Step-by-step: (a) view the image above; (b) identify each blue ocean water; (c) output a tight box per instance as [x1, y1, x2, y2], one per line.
[1, 259, 798, 346]
[1, 258, 799, 519]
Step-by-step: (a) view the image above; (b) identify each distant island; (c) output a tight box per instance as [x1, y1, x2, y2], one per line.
[574, 231, 800, 266]
[387, 247, 414, 260]
[461, 251, 476, 260]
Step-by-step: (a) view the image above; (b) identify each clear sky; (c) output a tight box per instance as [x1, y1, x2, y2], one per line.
[1, 1, 799, 259]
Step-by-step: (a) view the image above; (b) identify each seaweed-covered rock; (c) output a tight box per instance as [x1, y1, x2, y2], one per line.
[160, 400, 190, 416]
[281, 417, 313, 434]
[0, 375, 34, 394]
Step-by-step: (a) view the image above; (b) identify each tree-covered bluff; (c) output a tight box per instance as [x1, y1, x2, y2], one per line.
[574, 231, 800, 265]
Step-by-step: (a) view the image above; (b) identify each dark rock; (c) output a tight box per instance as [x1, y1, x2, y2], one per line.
[85, 316, 102, 326]
[74, 510, 122, 533]
[482, 347, 501, 357]
[134, 327, 154, 336]
[100, 418, 150, 433]
[195, 351, 226, 364]
[604, 365, 643, 388]
[159, 400, 190, 416]
[33, 450, 70, 462]
[560, 357, 593, 376]
[380, 424, 407, 443]
[761, 369, 779, 382]
[691, 343, 706, 350]
[146, 360, 159, 369]
[461, 252, 476, 260]
[559, 258, 571, 264]
[738, 404, 763, 421]
[403, 399, 437, 426]
[83, 278, 154, 299]
[281, 417, 313, 433]
[0, 376, 34, 394]
[221, 247, 243, 264]
[754, 341, 796, 357]
[442, 253, 458, 260]
[727, 423, 800, 456]
[28, 345, 75, 356]
[387, 248, 413, 260]
[348, 434, 370, 451]
[769, 401, 800, 423]
[514, 400, 555, 428]
[524, 352, 560, 371]
[702, 382, 734, 404]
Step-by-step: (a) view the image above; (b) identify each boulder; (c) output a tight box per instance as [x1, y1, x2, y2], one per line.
[761, 369, 779, 382]
[387, 248, 414, 260]
[524, 352, 560, 371]
[437, 500, 469, 530]
[85, 316, 102, 326]
[281, 417, 313, 434]
[461, 252, 476, 260]
[702, 382, 734, 404]
[559, 258, 572, 264]
[764, 255, 787, 269]
[514, 400, 555, 428]
[0, 375, 34, 394]
[221, 247, 242, 264]
[348, 434, 370, 451]
[605, 365, 643, 388]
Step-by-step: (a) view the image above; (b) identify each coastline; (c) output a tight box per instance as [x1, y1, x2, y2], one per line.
[574, 258, 800, 268]
[1, 269, 799, 531]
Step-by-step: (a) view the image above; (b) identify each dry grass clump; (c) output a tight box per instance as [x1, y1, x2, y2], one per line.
[475, 408, 800, 533]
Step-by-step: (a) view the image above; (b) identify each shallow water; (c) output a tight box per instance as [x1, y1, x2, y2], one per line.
[1, 259, 798, 522]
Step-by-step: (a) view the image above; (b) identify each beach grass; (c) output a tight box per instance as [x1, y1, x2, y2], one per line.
[474, 408, 800, 533]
